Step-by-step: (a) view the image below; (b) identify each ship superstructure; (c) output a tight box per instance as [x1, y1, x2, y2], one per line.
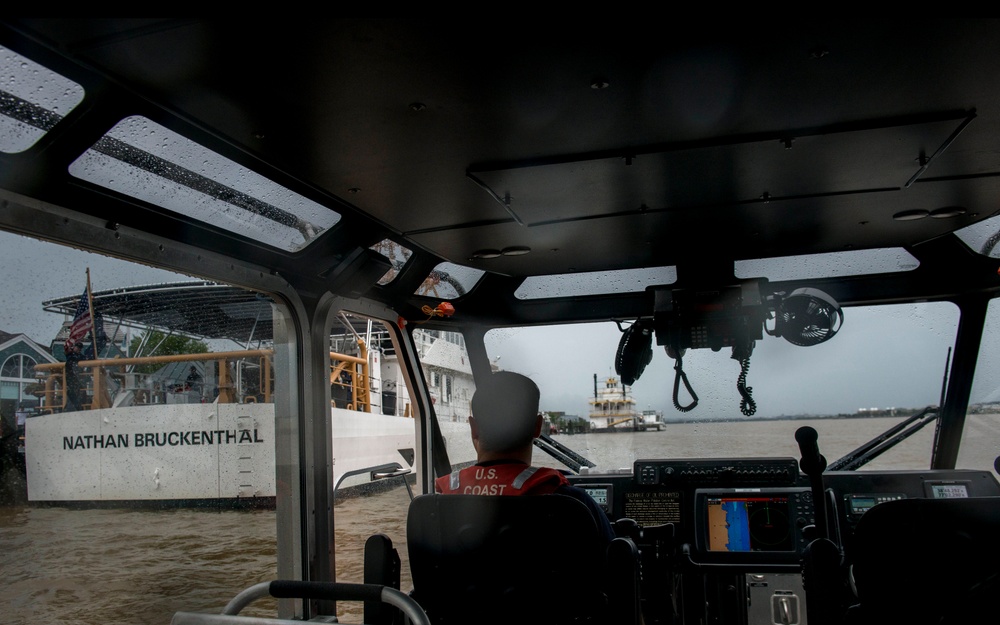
[588, 374, 641, 430]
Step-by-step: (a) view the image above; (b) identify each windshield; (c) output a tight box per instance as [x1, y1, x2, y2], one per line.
[483, 301, 965, 473]
[960, 296, 1000, 474]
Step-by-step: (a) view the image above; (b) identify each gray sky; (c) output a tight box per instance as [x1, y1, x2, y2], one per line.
[0, 230, 198, 346]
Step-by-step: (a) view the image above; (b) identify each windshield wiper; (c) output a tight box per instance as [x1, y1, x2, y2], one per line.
[827, 406, 939, 471]
[533, 434, 596, 473]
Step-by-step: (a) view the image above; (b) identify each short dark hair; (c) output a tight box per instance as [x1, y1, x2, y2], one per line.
[471, 372, 540, 454]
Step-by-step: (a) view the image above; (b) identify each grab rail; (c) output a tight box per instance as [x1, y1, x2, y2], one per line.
[171, 581, 430, 625]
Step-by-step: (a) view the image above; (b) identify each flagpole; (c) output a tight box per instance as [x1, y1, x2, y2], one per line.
[80, 267, 106, 410]
[85, 268, 99, 357]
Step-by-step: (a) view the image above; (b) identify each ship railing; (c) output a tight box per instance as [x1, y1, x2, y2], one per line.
[330, 339, 373, 413]
[33, 350, 274, 413]
[33, 344, 375, 414]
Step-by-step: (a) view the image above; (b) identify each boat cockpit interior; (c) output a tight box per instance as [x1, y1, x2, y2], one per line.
[2, 18, 1000, 625]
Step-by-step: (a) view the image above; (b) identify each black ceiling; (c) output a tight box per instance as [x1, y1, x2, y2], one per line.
[3, 19, 1000, 323]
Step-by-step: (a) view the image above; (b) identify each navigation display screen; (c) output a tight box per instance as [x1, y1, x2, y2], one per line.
[930, 483, 968, 499]
[580, 484, 612, 512]
[705, 496, 793, 552]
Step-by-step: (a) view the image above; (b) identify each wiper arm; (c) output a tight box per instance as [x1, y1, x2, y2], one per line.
[827, 406, 939, 471]
[533, 434, 596, 474]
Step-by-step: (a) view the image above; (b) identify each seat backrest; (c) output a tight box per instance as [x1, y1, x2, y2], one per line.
[848, 497, 1000, 625]
[407, 493, 609, 625]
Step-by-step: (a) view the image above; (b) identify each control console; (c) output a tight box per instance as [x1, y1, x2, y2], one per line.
[571, 458, 1000, 558]
[567, 456, 1000, 625]
[635, 458, 799, 487]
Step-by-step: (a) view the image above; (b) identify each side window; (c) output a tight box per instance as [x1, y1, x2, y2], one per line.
[0, 230, 292, 622]
[963, 297, 1000, 479]
[330, 316, 478, 622]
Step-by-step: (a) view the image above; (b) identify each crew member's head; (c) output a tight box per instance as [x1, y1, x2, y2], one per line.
[469, 372, 542, 457]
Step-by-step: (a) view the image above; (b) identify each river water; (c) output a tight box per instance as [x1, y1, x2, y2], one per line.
[2, 415, 997, 625]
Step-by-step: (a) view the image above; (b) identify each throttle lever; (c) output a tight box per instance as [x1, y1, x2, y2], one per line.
[794, 426, 845, 625]
[795, 426, 829, 539]
[795, 426, 826, 475]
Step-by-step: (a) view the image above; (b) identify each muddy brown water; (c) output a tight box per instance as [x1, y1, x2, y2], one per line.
[2, 415, 997, 625]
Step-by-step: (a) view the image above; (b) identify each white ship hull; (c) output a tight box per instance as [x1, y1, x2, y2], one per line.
[25, 403, 473, 504]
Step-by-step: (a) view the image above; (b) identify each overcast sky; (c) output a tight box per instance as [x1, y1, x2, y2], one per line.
[0, 231, 197, 345]
[484, 303, 971, 420]
[4, 228, 998, 419]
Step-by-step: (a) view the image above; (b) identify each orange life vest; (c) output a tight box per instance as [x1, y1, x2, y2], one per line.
[435, 463, 570, 496]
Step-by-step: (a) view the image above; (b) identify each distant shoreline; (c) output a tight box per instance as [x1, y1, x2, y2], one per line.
[661, 412, 926, 425]
[590, 408, 1000, 427]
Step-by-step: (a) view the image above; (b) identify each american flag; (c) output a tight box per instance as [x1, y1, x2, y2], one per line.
[64, 288, 93, 352]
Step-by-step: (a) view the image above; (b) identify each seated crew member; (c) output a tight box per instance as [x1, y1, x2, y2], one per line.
[185, 366, 202, 389]
[435, 371, 615, 542]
